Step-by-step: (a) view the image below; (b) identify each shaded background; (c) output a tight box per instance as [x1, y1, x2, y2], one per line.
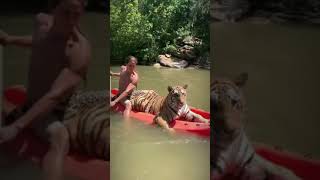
[211, 21, 320, 158]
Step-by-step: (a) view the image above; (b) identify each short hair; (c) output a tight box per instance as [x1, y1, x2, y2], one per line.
[48, 0, 85, 11]
[126, 56, 138, 64]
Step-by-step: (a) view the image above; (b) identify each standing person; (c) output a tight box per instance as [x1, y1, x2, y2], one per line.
[110, 56, 139, 118]
[0, 0, 91, 180]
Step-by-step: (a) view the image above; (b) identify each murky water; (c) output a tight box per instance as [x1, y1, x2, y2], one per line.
[211, 22, 320, 158]
[0, 12, 108, 179]
[110, 66, 210, 180]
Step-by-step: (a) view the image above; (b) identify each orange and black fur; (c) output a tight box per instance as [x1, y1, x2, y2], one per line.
[130, 85, 209, 125]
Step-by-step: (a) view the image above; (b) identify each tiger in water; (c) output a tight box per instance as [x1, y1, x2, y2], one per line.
[211, 73, 300, 180]
[129, 85, 209, 130]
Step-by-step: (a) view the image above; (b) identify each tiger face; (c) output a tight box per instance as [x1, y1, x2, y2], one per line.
[210, 73, 301, 180]
[211, 73, 248, 133]
[167, 85, 188, 109]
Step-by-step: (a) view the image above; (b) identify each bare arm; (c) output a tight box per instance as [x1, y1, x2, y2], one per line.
[110, 71, 120, 77]
[112, 72, 138, 104]
[112, 83, 135, 104]
[0, 30, 32, 47]
[12, 68, 82, 129]
[6, 35, 32, 47]
[0, 13, 51, 48]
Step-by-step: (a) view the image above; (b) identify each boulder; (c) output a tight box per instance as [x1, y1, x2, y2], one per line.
[153, 63, 161, 68]
[158, 54, 189, 69]
[211, 0, 251, 22]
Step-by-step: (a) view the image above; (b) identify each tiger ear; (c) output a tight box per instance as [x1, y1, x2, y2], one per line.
[183, 84, 188, 89]
[233, 72, 248, 88]
[168, 86, 173, 92]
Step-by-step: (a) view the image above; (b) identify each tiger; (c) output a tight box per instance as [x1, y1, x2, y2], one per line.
[211, 73, 300, 180]
[129, 85, 209, 131]
[62, 90, 109, 161]
[3, 89, 109, 161]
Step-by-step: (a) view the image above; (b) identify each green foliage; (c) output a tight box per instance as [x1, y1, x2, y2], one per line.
[110, 0, 210, 65]
[163, 44, 178, 54]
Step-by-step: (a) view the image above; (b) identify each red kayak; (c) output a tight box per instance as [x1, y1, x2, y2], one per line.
[255, 144, 320, 180]
[111, 88, 211, 137]
[2, 86, 109, 180]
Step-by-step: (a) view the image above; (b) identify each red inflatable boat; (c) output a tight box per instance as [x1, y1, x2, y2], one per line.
[111, 88, 211, 137]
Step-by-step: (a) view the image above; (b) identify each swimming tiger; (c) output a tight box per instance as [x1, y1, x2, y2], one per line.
[211, 73, 300, 180]
[130, 85, 209, 131]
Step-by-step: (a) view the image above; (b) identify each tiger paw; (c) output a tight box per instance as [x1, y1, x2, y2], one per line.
[167, 128, 175, 135]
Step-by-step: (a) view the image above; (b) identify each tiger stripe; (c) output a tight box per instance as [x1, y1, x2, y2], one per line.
[129, 85, 205, 124]
[63, 91, 109, 161]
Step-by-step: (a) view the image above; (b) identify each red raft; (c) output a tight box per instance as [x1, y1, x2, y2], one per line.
[2, 86, 109, 180]
[111, 88, 211, 137]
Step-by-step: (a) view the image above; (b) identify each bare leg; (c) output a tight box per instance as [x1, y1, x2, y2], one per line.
[42, 122, 70, 180]
[123, 101, 132, 119]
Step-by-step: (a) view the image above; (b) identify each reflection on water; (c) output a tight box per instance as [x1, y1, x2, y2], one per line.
[110, 66, 210, 180]
[212, 22, 320, 158]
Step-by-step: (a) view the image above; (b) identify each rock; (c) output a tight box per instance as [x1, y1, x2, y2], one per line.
[211, 0, 251, 22]
[172, 45, 198, 61]
[153, 63, 161, 68]
[182, 36, 202, 47]
[171, 60, 189, 69]
[212, 0, 320, 23]
[194, 53, 211, 70]
[158, 55, 189, 69]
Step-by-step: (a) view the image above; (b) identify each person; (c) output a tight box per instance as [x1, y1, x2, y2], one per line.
[0, 0, 90, 180]
[110, 56, 139, 118]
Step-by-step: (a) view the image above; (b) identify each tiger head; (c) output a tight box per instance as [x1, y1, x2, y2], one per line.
[211, 73, 248, 133]
[167, 85, 188, 109]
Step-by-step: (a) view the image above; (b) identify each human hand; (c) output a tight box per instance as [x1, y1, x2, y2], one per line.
[0, 125, 20, 144]
[110, 101, 116, 107]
